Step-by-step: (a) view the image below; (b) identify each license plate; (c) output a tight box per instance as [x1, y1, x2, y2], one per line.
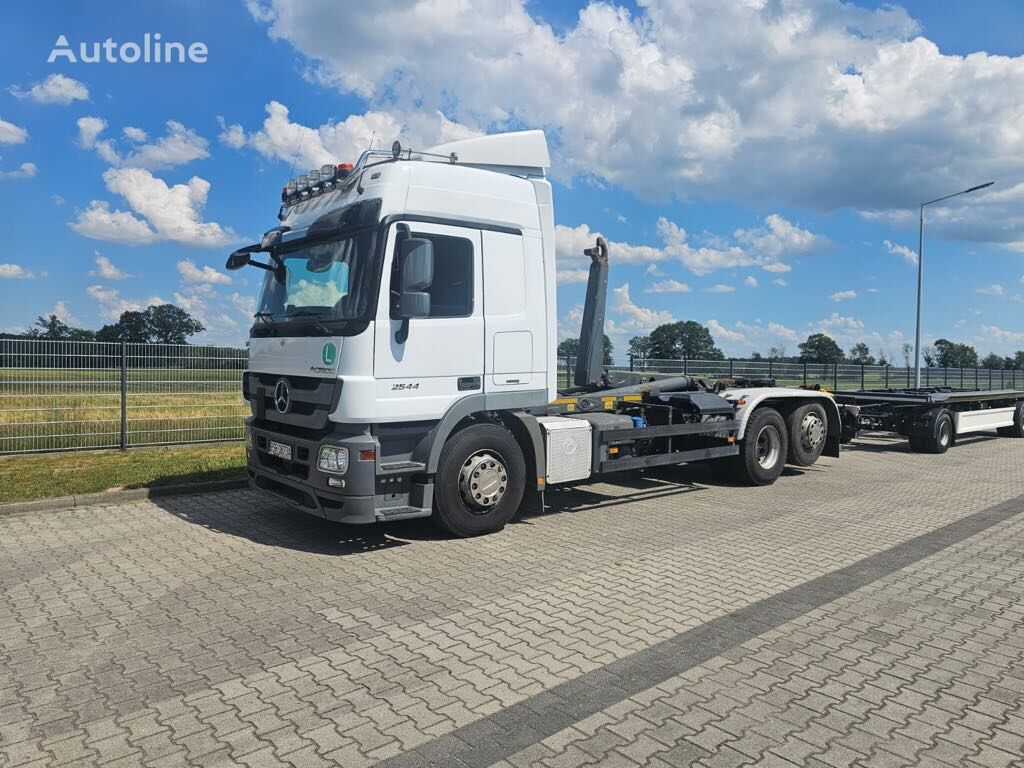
[268, 440, 292, 460]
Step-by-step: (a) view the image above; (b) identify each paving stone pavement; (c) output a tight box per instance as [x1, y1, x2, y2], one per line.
[1, 433, 1023, 767]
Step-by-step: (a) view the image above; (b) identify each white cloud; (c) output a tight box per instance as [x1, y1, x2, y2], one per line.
[86, 285, 164, 321]
[52, 194, 65, 206]
[123, 126, 147, 142]
[976, 284, 1004, 296]
[51, 301, 79, 325]
[555, 214, 822, 276]
[744, 276, 758, 288]
[0, 162, 37, 180]
[77, 117, 107, 149]
[11, 73, 88, 105]
[230, 291, 256, 319]
[611, 283, 674, 331]
[177, 259, 231, 285]
[71, 201, 157, 245]
[646, 279, 691, 294]
[556, 268, 590, 285]
[245, 0, 1024, 250]
[979, 325, 1024, 348]
[77, 118, 209, 170]
[0, 117, 28, 145]
[883, 239, 918, 265]
[71, 168, 236, 247]
[830, 290, 858, 302]
[706, 318, 744, 342]
[772, 278, 788, 287]
[219, 100, 479, 170]
[0, 263, 36, 279]
[705, 284, 735, 293]
[89, 253, 132, 280]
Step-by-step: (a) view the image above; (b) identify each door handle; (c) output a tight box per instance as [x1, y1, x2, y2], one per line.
[458, 376, 481, 391]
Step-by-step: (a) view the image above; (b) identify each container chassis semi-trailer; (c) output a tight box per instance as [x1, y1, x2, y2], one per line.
[833, 388, 1024, 453]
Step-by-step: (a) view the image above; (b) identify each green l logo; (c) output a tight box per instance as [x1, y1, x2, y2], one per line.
[322, 342, 337, 366]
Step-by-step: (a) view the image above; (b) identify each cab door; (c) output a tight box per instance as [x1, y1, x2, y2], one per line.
[373, 222, 483, 421]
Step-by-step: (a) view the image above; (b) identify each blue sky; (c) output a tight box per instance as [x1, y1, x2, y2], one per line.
[2, 0, 1024, 359]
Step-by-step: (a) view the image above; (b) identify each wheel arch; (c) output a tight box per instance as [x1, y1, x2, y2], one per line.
[733, 391, 842, 458]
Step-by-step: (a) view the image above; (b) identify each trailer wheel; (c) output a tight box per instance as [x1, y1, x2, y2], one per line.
[996, 403, 1024, 438]
[785, 402, 828, 466]
[730, 408, 789, 485]
[921, 411, 954, 454]
[433, 424, 526, 537]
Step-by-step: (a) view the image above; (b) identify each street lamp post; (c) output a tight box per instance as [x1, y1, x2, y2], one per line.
[913, 181, 995, 388]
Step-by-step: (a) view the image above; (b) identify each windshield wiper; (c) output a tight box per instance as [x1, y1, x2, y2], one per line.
[285, 309, 333, 336]
[253, 311, 277, 335]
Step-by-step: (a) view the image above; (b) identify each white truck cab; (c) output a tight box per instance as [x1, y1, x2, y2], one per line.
[229, 130, 841, 536]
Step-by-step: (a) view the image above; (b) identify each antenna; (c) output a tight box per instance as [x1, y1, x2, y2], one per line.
[367, 130, 376, 152]
[287, 127, 305, 180]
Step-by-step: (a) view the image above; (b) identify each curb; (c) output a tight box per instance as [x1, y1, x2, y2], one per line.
[0, 477, 249, 518]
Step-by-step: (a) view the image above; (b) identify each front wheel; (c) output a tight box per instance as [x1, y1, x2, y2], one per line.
[727, 408, 789, 485]
[433, 423, 526, 537]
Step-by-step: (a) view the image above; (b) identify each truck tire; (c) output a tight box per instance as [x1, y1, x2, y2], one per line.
[921, 411, 954, 454]
[907, 435, 925, 452]
[785, 402, 827, 466]
[996, 403, 1024, 438]
[433, 424, 526, 537]
[730, 408, 789, 485]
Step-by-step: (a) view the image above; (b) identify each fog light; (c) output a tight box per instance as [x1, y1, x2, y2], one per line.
[317, 445, 349, 474]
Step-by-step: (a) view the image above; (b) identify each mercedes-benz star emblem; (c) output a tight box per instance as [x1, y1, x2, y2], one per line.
[273, 378, 291, 414]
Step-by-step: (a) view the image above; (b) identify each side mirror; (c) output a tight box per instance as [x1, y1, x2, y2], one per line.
[226, 245, 258, 270]
[396, 238, 433, 319]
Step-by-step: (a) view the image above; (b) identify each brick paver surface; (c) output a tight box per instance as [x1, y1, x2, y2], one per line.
[2, 433, 1023, 767]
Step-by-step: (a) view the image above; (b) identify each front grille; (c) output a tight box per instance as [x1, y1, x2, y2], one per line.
[250, 373, 340, 430]
[254, 433, 311, 481]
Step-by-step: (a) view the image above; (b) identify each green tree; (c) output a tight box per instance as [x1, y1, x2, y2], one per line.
[628, 335, 653, 360]
[798, 333, 844, 364]
[847, 342, 875, 365]
[146, 304, 205, 344]
[901, 342, 913, 367]
[557, 338, 579, 359]
[749, 351, 764, 360]
[922, 346, 936, 367]
[602, 334, 613, 366]
[29, 314, 95, 341]
[1015, 351, 1024, 369]
[934, 339, 978, 368]
[648, 321, 724, 360]
[981, 352, 1004, 369]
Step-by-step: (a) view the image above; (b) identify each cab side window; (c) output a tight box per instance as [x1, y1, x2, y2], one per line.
[415, 233, 474, 318]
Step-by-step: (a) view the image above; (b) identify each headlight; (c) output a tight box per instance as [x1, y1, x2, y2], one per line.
[318, 445, 349, 474]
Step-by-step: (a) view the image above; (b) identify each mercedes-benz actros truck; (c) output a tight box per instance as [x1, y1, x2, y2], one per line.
[225, 130, 1022, 537]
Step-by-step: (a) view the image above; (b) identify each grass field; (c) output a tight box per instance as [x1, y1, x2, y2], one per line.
[0, 442, 246, 503]
[1, 367, 249, 453]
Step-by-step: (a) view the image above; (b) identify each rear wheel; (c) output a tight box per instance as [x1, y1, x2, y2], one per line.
[728, 408, 789, 485]
[785, 402, 828, 466]
[433, 424, 525, 537]
[921, 411, 954, 454]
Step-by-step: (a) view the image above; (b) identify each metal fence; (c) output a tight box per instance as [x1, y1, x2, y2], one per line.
[3, 339, 1023, 455]
[561, 356, 1024, 391]
[0, 338, 248, 454]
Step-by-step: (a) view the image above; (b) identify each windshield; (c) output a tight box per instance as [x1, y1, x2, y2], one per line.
[255, 229, 375, 332]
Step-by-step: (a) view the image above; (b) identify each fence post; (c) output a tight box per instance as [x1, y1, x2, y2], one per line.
[768, 359, 774, 380]
[802, 362, 807, 386]
[629, 353, 634, 372]
[885, 365, 889, 389]
[860, 364, 865, 390]
[833, 363, 838, 390]
[683, 358, 688, 375]
[119, 341, 128, 451]
[961, 367, 964, 389]
[729, 359, 734, 378]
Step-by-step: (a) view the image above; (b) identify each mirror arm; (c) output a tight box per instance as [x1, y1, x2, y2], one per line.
[395, 318, 410, 345]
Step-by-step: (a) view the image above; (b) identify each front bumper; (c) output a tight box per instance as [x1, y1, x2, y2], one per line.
[246, 419, 431, 524]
